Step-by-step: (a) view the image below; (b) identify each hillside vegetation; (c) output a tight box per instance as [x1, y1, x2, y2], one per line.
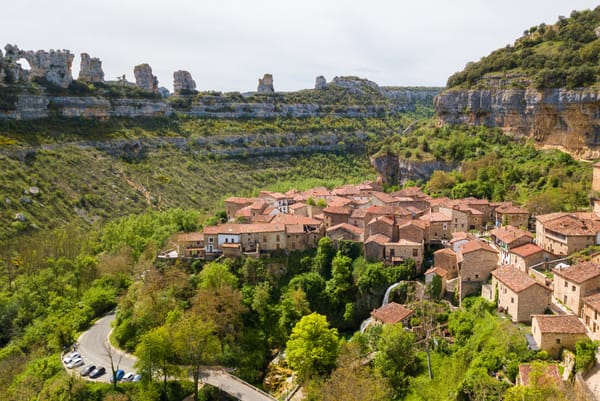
[447, 6, 600, 89]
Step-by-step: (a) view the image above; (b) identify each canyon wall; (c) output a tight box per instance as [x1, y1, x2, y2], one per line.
[436, 87, 600, 159]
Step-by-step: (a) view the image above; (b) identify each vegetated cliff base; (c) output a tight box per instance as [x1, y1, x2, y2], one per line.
[370, 152, 456, 186]
[436, 87, 600, 159]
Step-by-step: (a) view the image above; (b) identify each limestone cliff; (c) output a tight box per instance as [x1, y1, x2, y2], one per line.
[435, 87, 600, 159]
[370, 152, 456, 186]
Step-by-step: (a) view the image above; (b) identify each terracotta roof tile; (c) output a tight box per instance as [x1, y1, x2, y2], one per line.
[370, 302, 414, 324]
[459, 239, 498, 255]
[327, 223, 363, 236]
[178, 232, 203, 242]
[225, 197, 255, 205]
[584, 292, 600, 312]
[271, 215, 321, 225]
[492, 265, 539, 293]
[323, 206, 352, 215]
[365, 234, 391, 245]
[420, 212, 452, 222]
[554, 262, 600, 284]
[510, 243, 544, 258]
[544, 215, 600, 236]
[518, 364, 561, 387]
[490, 225, 532, 245]
[532, 315, 586, 334]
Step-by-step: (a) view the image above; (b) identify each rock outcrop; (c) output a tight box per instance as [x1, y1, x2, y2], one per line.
[435, 88, 600, 159]
[257, 74, 274, 93]
[134, 64, 158, 93]
[173, 70, 196, 94]
[315, 75, 327, 90]
[370, 153, 457, 186]
[331, 76, 379, 94]
[24, 48, 74, 88]
[78, 53, 104, 83]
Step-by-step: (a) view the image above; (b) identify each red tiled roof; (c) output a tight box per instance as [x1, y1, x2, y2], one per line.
[289, 202, 307, 210]
[259, 191, 287, 200]
[366, 205, 411, 216]
[178, 232, 203, 242]
[327, 223, 363, 236]
[510, 243, 544, 258]
[553, 262, 600, 284]
[496, 205, 529, 215]
[490, 225, 532, 245]
[224, 197, 255, 205]
[584, 292, 600, 312]
[368, 215, 395, 226]
[372, 191, 399, 204]
[420, 212, 452, 223]
[203, 223, 285, 235]
[434, 248, 456, 256]
[365, 234, 391, 245]
[425, 266, 449, 277]
[370, 302, 414, 324]
[459, 239, 498, 255]
[492, 265, 539, 293]
[518, 364, 561, 387]
[350, 208, 368, 218]
[271, 215, 321, 226]
[286, 224, 306, 234]
[544, 215, 600, 236]
[323, 206, 352, 215]
[532, 315, 587, 334]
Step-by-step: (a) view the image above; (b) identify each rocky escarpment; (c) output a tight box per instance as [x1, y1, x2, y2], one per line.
[436, 87, 600, 159]
[370, 152, 457, 186]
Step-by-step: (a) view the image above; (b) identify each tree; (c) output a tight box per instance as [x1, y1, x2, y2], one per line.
[576, 338, 599, 372]
[104, 342, 124, 390]
[286, 313, 340, 382]
[278, 288, 311, 342]
[373, 323, 418, 397]
[172, 315, 221, 401]
[325, 252, 354, 303]
[426, 275, 443, 300]
[309, 342, 392, 401]
[313, 237, 335, 279]
[135, 325, 179, 396]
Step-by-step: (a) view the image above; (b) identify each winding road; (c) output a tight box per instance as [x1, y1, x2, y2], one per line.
[76, 311, 276, 401]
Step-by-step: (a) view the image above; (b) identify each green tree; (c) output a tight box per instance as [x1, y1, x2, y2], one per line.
[373, 323, 418, 398]
[286, 312, 340, 382]
[576, 338, 599, 372]
[313, 237, 336, 279]
[278, 288, 311, 341]
[426, 275, 443, 300]
[172, 315, 221, 401]
[135, 325, 179, 396]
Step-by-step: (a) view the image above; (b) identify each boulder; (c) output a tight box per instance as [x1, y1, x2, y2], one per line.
[257, 73, 274, 93]
[315, 75, 327, 90]
[134, 63, 158, 93]
[173, 70, 196, 94]
[78, 53, 104, 83]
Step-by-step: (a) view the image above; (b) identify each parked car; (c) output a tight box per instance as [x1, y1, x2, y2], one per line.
[122, 372, 135, 382]
[62, 352, 81, 364]
[80, 365, 96, 377]
[110, 369, 125, 383]
[67, 357, 84, 369]
[89, 366, 106, 379]
[132, 374, 142, 382]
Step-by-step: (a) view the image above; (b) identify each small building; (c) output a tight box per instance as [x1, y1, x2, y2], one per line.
[535, 213, 600, 256]
[531, 315, 588, 358]
[177, 232, 204, 259]
[224, 197, 255, 220]
[322, 206, 352, 228]
[491, 265, 551, 323]
[419, 212, 452, 243]
[385, 239, 424, 270]
[582, 292, 600, 337]
[364, 234, 390, 262]
[457, 239, 499, 300]
[494, 203, 530, 228]
[508, 243, 547, 272]
[553, 261, 600, 315]
[326, 223, 364, 243]
[490, 225, 533, 265]
[370, 302, 414, 326]
[516, 363, 561, 387]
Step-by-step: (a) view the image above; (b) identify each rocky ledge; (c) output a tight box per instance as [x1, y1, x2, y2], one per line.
[435, 87, 600, 159]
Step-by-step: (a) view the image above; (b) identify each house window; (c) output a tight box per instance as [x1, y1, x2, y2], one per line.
[208, 238, 214, 243]
[564, 295, 567, 304]
[596, 311, 598, 320]
[263, 236, 267, 243]
[475, 274, 479, 279]
[511, 297, 514, 304]
[572, 285, 576, 292]
[276, 235, 280, 242]
[412, 248, 418, 257]
[556, 338, 561, 344]
[564, 281, 568, 288]
[443, 223, 448, 230]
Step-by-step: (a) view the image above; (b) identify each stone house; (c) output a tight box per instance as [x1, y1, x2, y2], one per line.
[349, 208, 368, 229]
[531, 315, 588, 358]
[370, 302, 414, 326]
[258, 191, 292, 214]
[397, 220, 426, 243]
[364, 205, 412, 227]
[439, 204, 470, 233]
[463, 197, 494, 227]
[224, 197, 255, 220]
[289, 202, 308, 217]
[419, 212, 452, 244]
[322, 206, 352, 228]
[507, 243, 547, 272]
[203, 223, 287, 254]
[433, 248, 458, 277]
[364, 234, 390, 262]
[457, 239, 499, 300]
[494, 203, 530, 228]
[384, 239, 424, 270]
[177, 232, 204, 259]
[371, 191, 401, 207]
[490, 225, 533, 265]
[367, 215, 396, 240]
[535, 212, 600, 256]
[553, 261, 600, 315]
[490, 265, 551, 323]
[516, 364, 561, 387]
[326, 223, 364, 243]
[582, 292, 600, 337]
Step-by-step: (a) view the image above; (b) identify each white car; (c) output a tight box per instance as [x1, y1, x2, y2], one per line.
[67, 357, 84, 369]
[63, 352, 81, 364]
[122, 372, 135, 382]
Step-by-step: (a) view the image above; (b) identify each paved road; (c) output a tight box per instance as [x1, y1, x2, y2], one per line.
[74, 312, 276, 401]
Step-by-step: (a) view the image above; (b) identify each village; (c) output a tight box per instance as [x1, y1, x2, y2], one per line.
[163, 162, 600, 377]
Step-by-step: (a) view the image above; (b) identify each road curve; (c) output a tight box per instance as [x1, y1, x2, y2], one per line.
[77, 312, 276, 401]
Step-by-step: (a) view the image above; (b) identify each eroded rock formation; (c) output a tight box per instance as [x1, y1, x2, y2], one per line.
[173, 70, 196, 94]
[257, 73, 274, 93]
[25, 48, 74, 88]
[435, 88, 600, 159]
[134, 63, 158, 93]
[78, 53, 104, 83]
[315, 75, 326, 90]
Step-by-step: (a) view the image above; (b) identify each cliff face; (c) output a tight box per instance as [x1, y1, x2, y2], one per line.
[370, 153, 456, 185]
[435, 88, 600, 159]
